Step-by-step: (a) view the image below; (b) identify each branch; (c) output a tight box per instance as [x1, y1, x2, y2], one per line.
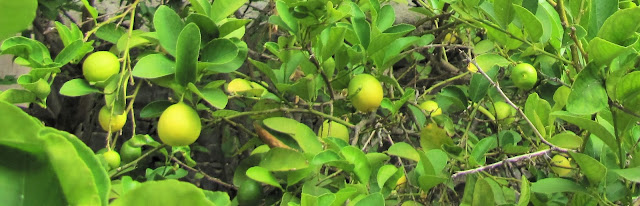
[171, 156, 238, 190]
[451, 149, 551, 179]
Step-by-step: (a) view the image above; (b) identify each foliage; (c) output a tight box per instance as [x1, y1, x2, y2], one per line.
[2, 0, 640, 205]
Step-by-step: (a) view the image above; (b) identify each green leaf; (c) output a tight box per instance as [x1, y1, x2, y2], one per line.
[353, 192, 384, 206]
[17, 74, 51, 99]
[494, 0, 514, 28]
[218, 19, 250, 38]
[201, 38, 238, 64]
[259, 147, 309, 171]
[274, 1, 298, 33]
[175, 23, 201, 87]
[79, 0, 98, 20]
[54, 40, 86, 64]
[611, 167, 640, 182]
[597, 7, 640, 45]
[185, 13, 218, 43]
[132, 54, 176, 78]
[548, 131, 583, 149]
[246, 166, 282, 189]
[376, 5, 395, 31]
[552, 111, 618, 154]
[294, 122, 323, 155]
[320, 26, 347, 62]
[569, 152, 606, 185]
[470, 138, 497, 166]
[513, 4, 543, 41]
[536, 0, 563, 50]
[204, 38, 247, 73]
[96, 23, 126, 44]
[367, 24, 416, 56]
[387, 142, 420, 162]
[588, 37, 628, 66]
[110, 179, 214, 206]
[202, 191, 230, 206]
[0, 89, 36, 104]
[54, 21, 83, 46]
[517, 175, 531, 206]
[209, 0, 248, 22]
[39, 131, 101, 205]
[188, 0, 211, 16]
[530, 178, 588, 194]
[615, 71, 640, 111]
[376, 165, 398, 188]
[469, 62, 500, 102]
[0, 0, 37, 41]
[153, 5, 185, 56]
[524, 93, 551, 137]
[341, 146, 371, 184]
[59, 79, 100, 97]
[420, 124, 454, 151]
[567, 63, 607, 115]
[140, 101, 173, 118]
[472, 178, 494, 205]
[188, 83, 228, 109]
[350, 2, 371, 49]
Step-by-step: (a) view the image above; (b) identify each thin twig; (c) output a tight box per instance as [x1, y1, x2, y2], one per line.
[170, 156, 238, 190]
[451, 149, 551, 179]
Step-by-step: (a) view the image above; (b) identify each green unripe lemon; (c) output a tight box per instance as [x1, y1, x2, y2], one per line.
[318, 120, 350, 142]
[120, 142, 142, 163]
[419, 100, 443, 117]
[82, 51, 120, 82]
[237, 179, 263, 206]
[348, 74, 383, 112]
[157, 102, 202, 147]
[551, 155, 572, 176]
[103, 150, 121, 169]
[98, 106, 127, 132]
[510, 63, 538, 90]
[490, 101, 516, 124]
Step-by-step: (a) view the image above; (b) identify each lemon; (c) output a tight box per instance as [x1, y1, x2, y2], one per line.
[98, 106, 127, 132]
[157, 102, 202, 147]
[551, 155, 572, 176]
[348, 74, 383, 112]
[82, 51, 120, 82]
[419, 100, 443, 117]
[510, 63, 538, 90]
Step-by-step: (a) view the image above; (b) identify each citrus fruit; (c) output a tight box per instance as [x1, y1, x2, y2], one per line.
[103, 150, 121, 169]
[348, 74, 383, 112]
[98, 106, 127, 132]
[82, 51, 120, 82]
[237, 179, 263, 206]
[157, 102, 202, 147]
[318, 120, 350, 142]
[419, 100, 443, 117]
[510, 63, 538, 90]
[551, 155, 572, 176]
[490, 101, 516, 124]
[120, 141, 141, 163]
[227, 78, 253, 93]
[443, 33, 457, 44]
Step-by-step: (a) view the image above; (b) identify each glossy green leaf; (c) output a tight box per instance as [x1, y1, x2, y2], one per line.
[611, 167, 640, 182]
[202, 191, 230, 206]
[472, 178, 494, 205]
[40, 132, 101, 205]
[368, 24, 415, 56]
[469, 61, 500, 102]
[350, 2, 370, 49]
[0, 89, 36, 104]
[341, 146, 371, 184]
[185, 13, 218, 43]
[59, 79, 100, 97]
[187, 83, 227, 109]
[387, 142, 420, 162]
[139, 101, 173, 118]
[55, 21, 83, 46]
[218, 19, 250, 38]
[175, 23, 201, 87]
[470, 138, 497, 166]
[153, 6, 184, 56]
[513, 4, 543, 41]
[54, 40, 86, 65]
[567, 63, 607, 115]
[536, 0, 563, 50]
[530, 178, 588, 194]
[517, 175, 531, 206]
[353, 192, 384, 206]
[588, 37, 628, 66]
[201, 38, 238, 64]
[376, 5, 395, 31]
[115, 30, 156, 52]
[110, 180, 214, 206]
[204, 38, 247, 73]
[79, 0, 98, 20]
[132, 54, 175, 78]
[259, 147, 309, 171]
[552, 111, 618, 153]
[548, 132, 583, 149]
[597, 7, 640, 45]
[275, 1, 298, 33]
[95, 23, 125, 44]
[17, 74, 50, 99]
[524, 93, 551, 137]
[246, 166, 282, 189]
[209, 0, 248, 22]
[494, 0, 514, 27]
[294, 122, 323, 155]
[420, 124, 453, 151]
[0, 0, 37, 41]
[320, 26, 346, 62]
[615, 71, 640, 111]
[376, 165, 398, 188]
[569, 152, 606, 185]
